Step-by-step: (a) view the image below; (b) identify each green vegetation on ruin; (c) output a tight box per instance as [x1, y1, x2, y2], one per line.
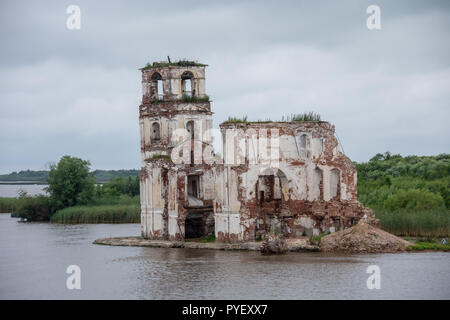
[222, 116, 249, 124]
[150, 94, 210, 105]
[287, 112, 322, 122]
[146, 154, 173, 163]
[181, 94, 210, 103]
[142, 60, 207, 69]
[221, 112, 322, 124]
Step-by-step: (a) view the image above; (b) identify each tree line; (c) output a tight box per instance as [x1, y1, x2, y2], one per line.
[0, 168, 139, 183]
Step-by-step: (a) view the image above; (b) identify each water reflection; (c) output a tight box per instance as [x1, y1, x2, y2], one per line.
[0, 213, 449, 299]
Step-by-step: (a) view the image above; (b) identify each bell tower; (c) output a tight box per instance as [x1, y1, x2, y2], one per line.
[139, 60, 215, 240]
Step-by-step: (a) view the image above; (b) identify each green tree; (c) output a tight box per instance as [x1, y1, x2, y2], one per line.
[46, 156, 96, 209]
[384, 189, 445, 211]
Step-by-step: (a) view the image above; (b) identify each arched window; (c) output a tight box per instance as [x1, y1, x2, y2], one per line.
[297, 133, 310, 159]
[151, 122, 161, 142]
[151, 72, 163, 100]
[313, 167, 323, 200]
[330, 168, 340, 199]
[186, 120, 194, 141]
[186, 120, 195, 165]
[299, 134, 307, 149]
[181, 71, 195, 97]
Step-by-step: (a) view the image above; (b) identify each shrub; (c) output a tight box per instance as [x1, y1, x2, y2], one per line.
[384, 189, 445, 211]
[14, 194, 52, 221]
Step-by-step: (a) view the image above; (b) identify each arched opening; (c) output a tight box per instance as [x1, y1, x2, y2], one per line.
[330, 168, 341, 199]
[186, 120, 195, 165]
[151, 72, 163, 100]
[255, 168, 288, 238]
[299, 134, 307, 149]
[296, 133, 310, 159]
[151, 122, 161, 142]
[312, 167, 323, 200]
[181, 71, 195, 97]
[186, 120, 194, 141]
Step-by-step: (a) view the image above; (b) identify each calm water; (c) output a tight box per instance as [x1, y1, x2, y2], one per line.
[0, 213, 449, 300]
[0, 184, 48, 197]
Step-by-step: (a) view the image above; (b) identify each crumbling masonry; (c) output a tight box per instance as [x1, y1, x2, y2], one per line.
[139, 61, 375, 242]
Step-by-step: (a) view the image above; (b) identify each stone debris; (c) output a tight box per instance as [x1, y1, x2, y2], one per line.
[320, 221, 412, 253]
[260, 234, 288, 255]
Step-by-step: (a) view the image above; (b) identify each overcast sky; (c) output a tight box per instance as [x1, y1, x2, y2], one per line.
[0, 0, 449, 173]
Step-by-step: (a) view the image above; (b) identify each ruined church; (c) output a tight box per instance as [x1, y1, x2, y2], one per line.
[139, 60, 375, 242]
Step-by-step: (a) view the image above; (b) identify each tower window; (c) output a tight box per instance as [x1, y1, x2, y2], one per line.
[181, 71, 195, 97]
[151, 122, 161, 142]
[186, 120, 194, 140]
[151, 72, 163, 100]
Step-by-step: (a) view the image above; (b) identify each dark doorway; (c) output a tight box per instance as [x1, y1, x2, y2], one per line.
[185, 212, 203, 238]
[185, 212, 215, 239]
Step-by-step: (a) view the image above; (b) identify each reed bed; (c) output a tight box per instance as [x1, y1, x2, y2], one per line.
[50, 204, 140, 224]
[0, 197, 21, 214]
[375, 209, 450, 237]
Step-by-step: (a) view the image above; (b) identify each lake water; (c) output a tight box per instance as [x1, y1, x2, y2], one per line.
[0, 213, 448, 300]
[0, 184, 48, 197]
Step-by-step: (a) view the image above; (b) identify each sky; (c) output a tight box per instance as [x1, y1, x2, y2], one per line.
[0, 0, 449, 173]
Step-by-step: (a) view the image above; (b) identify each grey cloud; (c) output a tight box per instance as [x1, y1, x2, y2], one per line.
[0, 0, 449, 172]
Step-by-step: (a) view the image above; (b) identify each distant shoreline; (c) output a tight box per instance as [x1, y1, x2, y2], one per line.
[0, 181, 110, 185]
[0, 181, 48, 185]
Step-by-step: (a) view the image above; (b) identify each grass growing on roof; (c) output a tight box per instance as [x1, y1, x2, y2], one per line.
[283, 112, 322, 122]
[222, 112, 322, 124]
[222, 116, 248, 124]
[181, 94, 210, 103]
[142, 60, 207, 69]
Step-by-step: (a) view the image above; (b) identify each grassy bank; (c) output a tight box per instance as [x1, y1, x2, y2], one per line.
[375, 209, 450, 237]
[407, 240, 450, 252]
[50, 204, 140, 224]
